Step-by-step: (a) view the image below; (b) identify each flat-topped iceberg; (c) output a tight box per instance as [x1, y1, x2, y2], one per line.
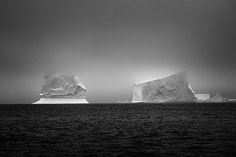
[195, 94, 210, 102]
[33, 73, 88, 104]
[132, 72, 197, 103]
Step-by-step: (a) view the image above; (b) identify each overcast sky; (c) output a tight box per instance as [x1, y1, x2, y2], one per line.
[0, 0, 236, 103]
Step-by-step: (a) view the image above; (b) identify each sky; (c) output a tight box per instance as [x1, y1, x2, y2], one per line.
[0, 0, 236, 103]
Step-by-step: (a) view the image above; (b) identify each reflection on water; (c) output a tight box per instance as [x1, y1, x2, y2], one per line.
[0, 103, 236, 156]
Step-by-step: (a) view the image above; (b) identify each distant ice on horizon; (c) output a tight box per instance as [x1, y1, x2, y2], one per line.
[195, 94, 210, 101]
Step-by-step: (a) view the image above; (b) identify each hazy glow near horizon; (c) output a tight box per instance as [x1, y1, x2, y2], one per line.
[0, 0, 236, 103]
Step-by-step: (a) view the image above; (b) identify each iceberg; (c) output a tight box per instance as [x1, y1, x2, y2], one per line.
[205, 92, 229, 103]
[195, 94, 210, 102]
[33, 73, 88, 104]
[132, 71, 197, 103]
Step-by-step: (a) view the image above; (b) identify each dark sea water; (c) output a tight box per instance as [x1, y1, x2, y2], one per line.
[0, 103, 236, 157]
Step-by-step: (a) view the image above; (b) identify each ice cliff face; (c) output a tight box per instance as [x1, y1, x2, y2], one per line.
[132, 72, 197, 103]
[40, 73, 86, 99]
[34, 73, 88, 104]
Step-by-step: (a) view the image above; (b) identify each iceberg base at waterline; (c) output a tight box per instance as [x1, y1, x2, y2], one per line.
[33, 98, 88, 104]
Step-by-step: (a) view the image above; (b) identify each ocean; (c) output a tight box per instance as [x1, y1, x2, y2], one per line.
[0, 103, 236, 156]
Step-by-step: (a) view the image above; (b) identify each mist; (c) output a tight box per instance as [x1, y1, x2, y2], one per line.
[0, 0, 236, 103]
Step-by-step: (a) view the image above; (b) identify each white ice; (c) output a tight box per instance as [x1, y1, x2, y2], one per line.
[33, 98, 89, 104]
